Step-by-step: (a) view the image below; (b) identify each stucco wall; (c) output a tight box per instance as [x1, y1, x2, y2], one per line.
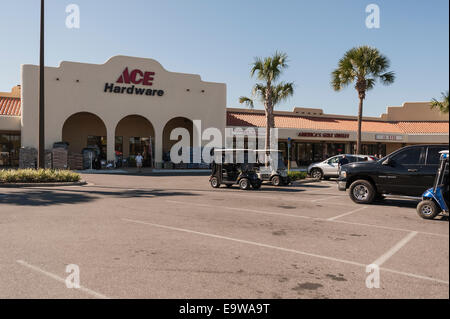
[0, 116, 21, 132]
[21, 56, 226, 163]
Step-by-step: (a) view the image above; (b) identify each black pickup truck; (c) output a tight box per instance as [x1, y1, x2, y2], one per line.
[338, 144, 448, 204]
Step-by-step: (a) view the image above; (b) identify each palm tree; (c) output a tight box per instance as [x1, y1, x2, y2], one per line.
[431, 91, 449, 114]
[239, 52, 294, 156]
[331, 46, 395, 154]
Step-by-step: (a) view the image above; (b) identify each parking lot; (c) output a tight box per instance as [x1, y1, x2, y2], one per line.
[0, 173, 448, 299]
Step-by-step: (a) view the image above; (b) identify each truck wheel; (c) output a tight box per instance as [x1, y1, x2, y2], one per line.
[271, 175, 281, 186]
[416, 200, 440, 220]
[210, 177, 220, 188]
[349, 180, 376, 204]
[239, 178, 251, 190]
[310, 169, 323, 180]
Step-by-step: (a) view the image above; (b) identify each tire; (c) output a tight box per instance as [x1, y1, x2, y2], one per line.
[271, 175, 281, 186]
[210, 177, 220, 188]
[310, 168, 323, 180]
[239, 178, 251, 190]
[416, 200, 440, 220]
[349, 179, 376, 204]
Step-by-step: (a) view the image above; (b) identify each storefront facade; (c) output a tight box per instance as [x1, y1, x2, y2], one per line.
[0, 55, 448, 168]
[227, 105, 449, 166]
[19, 55, 226, 167]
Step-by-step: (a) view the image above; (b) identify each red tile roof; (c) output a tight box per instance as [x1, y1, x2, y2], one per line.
[0, 97, 21, 116]
[227, 111, 449, 134]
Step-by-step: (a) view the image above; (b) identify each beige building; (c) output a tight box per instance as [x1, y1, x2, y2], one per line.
[0, 55, 448, 168]
[18, 55, 226, 167]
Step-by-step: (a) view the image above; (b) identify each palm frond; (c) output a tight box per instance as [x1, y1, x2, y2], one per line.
[431, 91, 449, 114]
[272, 82, 294, 106]
[239, 96, 254, 109]
[331, 46, 395, 93]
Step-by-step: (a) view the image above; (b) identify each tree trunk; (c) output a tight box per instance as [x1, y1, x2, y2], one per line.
[356, 96, 364, 154]
[264, 86, 274, 166]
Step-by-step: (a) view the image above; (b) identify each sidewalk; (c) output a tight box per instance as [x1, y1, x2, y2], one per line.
[75, 167, 211, 176]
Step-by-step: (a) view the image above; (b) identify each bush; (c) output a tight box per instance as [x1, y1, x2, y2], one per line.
[288, 171, 307, 181]
[0, 169, 81, 184]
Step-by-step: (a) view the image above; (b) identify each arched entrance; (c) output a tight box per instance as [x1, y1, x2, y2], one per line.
[115, 115, 155, 167]
[162, 117, 194, 163]
[62, 112, 107, 159]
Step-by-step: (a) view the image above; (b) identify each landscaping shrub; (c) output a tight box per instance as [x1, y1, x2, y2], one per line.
[0, 169, 81, 184]
[288, 171, 307, 181]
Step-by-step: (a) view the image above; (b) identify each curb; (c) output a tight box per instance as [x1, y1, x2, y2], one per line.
[0, 180, 87, 188]
[292, 178, 322, 185]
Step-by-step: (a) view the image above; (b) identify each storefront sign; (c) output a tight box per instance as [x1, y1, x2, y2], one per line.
[375, 134, 403, 141]
[104, 67, 165, 97]
[298, 132, 350, 139]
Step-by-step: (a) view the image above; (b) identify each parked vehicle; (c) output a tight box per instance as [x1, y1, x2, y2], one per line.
[338, 144, 448, 204]
[209, 149, 262, 190]
[255, 150, 290, 186]
[308, 154, 377, 180]
[416, 151, 449, 219]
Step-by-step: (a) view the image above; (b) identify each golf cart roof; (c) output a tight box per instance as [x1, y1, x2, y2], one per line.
[213, 149, 281, 152]
[214, 149, 257, 153]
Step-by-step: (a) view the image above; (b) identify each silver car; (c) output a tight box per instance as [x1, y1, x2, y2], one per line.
[307, 154, 377, 180]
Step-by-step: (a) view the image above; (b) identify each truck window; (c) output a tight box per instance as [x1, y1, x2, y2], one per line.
[426, 146, 446, 165]
[391, 147, 424, 165]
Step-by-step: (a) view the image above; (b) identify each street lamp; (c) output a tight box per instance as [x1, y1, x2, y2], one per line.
[38, 0, 45, 168]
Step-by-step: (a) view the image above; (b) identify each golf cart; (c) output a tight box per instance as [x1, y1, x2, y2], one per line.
[209, 149, 262, 190]
[255, 150, 290, 186]
[416, 150, 449, 219]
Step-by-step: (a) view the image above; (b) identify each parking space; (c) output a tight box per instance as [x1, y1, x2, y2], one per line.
[0, 174, 448, 299]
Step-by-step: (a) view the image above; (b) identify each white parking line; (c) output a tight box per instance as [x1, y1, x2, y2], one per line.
[371, 231, 418, 267]
[327, 207, 368, 221]
[163, 199, 448, 238]
[16, 260, 110, 299]
[122, 218, 364, 267]
[166, 200, 312, 220]
[122, 218, 449, 285]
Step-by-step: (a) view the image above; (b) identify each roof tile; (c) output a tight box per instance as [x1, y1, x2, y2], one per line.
[227, 111, 449, 134]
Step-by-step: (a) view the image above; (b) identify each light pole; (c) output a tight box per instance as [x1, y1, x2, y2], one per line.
[38, 0, 45, 168]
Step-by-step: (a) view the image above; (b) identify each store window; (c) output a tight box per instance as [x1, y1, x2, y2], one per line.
[87, 136, 107, 160]
[361, 144, 386, 157]
[129, 137, 154, 167]
[0, 133, 21, 167]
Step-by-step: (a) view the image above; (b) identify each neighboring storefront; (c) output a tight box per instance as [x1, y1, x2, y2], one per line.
[227, 104, 449, 166]
[0, 55, 448, 168]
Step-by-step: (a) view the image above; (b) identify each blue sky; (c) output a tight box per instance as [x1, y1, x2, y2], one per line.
[0, 0, 448, 116]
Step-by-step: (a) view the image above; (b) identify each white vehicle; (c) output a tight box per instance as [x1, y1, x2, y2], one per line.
[307, 154, 377, 180]
[254, 150, 290, 186]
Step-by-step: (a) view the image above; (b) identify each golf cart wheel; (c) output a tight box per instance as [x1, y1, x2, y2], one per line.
[210, 177, 220, 188]
[271, 175, 282, 186]
[416, 200, 440, 220]
[349, 179, 376, 204]
[239, 178, 251, 190]
[311, 168, 323, 180]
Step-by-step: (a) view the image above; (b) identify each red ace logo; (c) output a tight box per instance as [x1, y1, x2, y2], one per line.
[116, 67, 155, 86]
